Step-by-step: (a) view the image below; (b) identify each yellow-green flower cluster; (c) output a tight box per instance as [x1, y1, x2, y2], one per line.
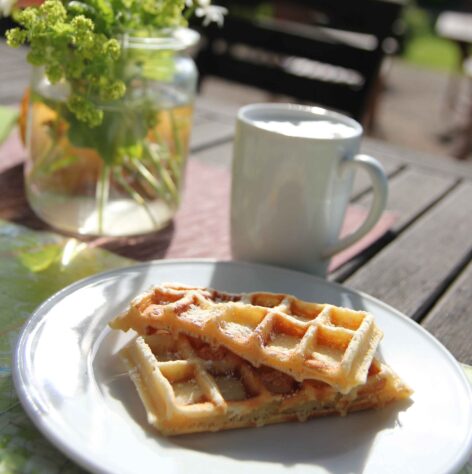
[112, 0, 187, 31]
[7, 0, 126, 127]
[6, 0, 222, 128]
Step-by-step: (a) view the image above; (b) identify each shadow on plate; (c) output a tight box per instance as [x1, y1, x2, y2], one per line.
[170, 400, 411, 472]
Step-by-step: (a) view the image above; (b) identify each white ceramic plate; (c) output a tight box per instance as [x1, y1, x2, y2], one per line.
[14, 260, 472, 474]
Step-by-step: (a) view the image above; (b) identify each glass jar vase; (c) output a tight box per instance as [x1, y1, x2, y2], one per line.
[24, 29, 199, 237]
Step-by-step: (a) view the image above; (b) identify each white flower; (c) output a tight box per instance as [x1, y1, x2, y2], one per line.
[186, 0, 211, 7]
[195, 5, 227, 26]
[0, 0, 16, 17]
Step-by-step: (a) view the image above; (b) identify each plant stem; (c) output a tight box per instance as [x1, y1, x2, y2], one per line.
[143, 141, 179, 203]
[169, 108, 184, 180]
[96, 163, 111, 234]
[131, 159, 165, 195]
[113, 166, 159, 229]
[34, 99, 65, 174]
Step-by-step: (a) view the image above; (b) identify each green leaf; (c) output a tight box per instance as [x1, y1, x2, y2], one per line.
[16, 244, 63, 272]
[40, 154, 79, 174]
[124, 48, 176, 81]
[0, 107, 18, 145]
[66, 100, 151, 165]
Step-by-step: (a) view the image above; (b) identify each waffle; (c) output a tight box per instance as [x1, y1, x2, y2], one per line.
[120, 332, 412, 436]
[110, 284, 383, 393]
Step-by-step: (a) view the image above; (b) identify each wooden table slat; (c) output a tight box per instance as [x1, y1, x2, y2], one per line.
[421, 259, 472, 364]
[195, 95, 247, 122]
[344, 181, 472, 320]
[363, 137, 472, 179]
[190, 121, 234, 152]
[356, 166, 458, 231]
[332, 166, 458, 281]
[191, 141, 234, 168]
[351, 156, 402, 198]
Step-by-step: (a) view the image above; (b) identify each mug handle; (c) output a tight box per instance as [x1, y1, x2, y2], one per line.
[322, 154, 388, 258]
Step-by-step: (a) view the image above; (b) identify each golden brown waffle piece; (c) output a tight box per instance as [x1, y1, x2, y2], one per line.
[120, 332, 412, 436]
[111, 284, 383, 393]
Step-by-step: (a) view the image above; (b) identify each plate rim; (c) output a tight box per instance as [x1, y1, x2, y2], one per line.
[12, 258, 472, 474]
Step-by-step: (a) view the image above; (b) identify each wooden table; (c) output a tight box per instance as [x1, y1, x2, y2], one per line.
[1, 92, 471, 367]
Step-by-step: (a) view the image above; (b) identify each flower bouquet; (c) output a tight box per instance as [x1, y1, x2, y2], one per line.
[4, 0, 226, 236]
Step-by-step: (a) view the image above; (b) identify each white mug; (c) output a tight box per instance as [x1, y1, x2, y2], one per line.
[230, 103, 388, 277]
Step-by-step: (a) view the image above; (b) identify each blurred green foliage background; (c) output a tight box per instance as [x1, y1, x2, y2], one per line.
[402, 3, 462, 71]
